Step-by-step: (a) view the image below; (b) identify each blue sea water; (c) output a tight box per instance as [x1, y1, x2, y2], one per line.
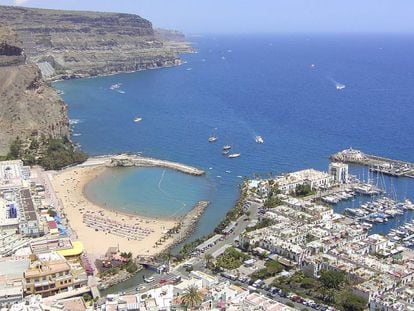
[84, 167, 213, 218]
[54, 34, 414, 238]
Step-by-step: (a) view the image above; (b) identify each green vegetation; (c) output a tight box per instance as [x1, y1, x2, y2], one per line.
[251, 260, 284, 280]
[47, 208, 57, 218]
[120, 252, 133, 259]
[339, 291, 367, 311]
[180, 285, 203, 308]
[179, 234, 214, 257]
[216, 247, 249, 270]
[82, 293, 92, 302]
[99, 253, 139, 277]
[125, 261, 138, 274]
[272, 270, 367, 311]
[245, 218, 275, 233]
[294, 184, 315, 197]
[215, 183, 248, 233]
[319, 270, 346, 290]
[5, 136, 87, 170]
[264, 195, 283, 208]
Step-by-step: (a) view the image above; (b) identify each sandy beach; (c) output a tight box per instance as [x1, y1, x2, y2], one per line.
[51, 165, 178, 258]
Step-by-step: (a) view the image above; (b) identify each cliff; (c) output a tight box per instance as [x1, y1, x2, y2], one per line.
[0, 5, 192, 80]
[0, 24, 69, 155]
[0, 5, 191, 155]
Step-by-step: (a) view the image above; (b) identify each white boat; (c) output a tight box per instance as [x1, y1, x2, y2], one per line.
[228, 153, 241, 158]
[222, 150, 230, 155]
[255, 136, 264, 144]
[110, 83, 122, 90]
[223, 145, 232, 150]
[336, 84, 346, 90]
[134, 117, 143, 123]
[208, 135, 217, 143]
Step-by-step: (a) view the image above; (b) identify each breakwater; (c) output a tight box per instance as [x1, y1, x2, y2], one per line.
[163, 200, 210, 249]
[330, 148, 414, 178]
[79, 154, 205, 176]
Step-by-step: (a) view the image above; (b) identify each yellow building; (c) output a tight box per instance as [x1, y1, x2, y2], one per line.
[24, 252, 76, 297]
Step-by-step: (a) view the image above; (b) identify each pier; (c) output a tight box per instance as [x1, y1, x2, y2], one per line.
[330, 148, 414, 178]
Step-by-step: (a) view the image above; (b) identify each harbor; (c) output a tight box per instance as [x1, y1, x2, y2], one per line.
[330, 148, 414, 178]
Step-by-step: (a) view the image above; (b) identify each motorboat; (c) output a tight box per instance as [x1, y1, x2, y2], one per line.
[223, 145, 231, 150]
[134, 117, 143, 123]
[255, 136, 264, 144]
[228, 153, 241, 158]
[110, 83, 122, 90]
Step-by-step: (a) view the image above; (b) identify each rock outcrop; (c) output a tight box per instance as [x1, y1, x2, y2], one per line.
[0, 5, 192, 80]
[0, 24, 69, 155]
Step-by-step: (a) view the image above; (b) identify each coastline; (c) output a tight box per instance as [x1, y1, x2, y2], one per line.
[50, 155, 206, 258]
[48, 60, 185, 83]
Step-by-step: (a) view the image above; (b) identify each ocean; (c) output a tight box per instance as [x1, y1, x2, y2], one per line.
[54, 34, 414, 239]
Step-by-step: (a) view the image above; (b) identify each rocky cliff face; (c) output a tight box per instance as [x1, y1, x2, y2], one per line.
[0, 24, 69, 155]
[0, 5, 191, 155]
[0, 5, 192, 79]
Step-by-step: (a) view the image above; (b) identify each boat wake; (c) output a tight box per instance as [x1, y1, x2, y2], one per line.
[157, 169, 187, 217]
[328, 77, 346, 90]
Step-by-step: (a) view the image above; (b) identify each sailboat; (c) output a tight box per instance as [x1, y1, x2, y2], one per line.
[208, 129, 218, 142]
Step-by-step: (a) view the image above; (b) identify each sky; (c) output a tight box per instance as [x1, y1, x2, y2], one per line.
[1, 0, 414, 34]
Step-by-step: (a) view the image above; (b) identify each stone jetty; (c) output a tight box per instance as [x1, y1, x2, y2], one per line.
[330, 148, 414, 178]
[78, 154, 205, 176]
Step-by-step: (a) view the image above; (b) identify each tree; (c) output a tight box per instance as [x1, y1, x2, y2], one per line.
[7, 138, 22, 159]
[47, 209, 57, 218]
[319, 270, 346, 290]
[204, 254, 214, 268]
[181, 285, 203, 309]
[340, 291, 367, 311]
[294, 184, 314, 197]
[265, 260, 283, 275]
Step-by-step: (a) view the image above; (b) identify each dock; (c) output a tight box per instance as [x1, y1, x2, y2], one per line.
[330, 148, 414, 178]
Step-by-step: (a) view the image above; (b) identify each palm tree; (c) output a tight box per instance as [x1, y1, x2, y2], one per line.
[204, 254, 213, 268]
[181, 285, 203, 309]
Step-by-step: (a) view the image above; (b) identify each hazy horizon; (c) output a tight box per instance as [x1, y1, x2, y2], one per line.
[0, 0, 413, 35]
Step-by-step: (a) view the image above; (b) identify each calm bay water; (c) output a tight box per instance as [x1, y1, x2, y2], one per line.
[55, 34, 414, 238]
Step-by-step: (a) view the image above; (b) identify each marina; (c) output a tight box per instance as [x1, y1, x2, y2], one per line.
[344, 196, 414, 224]
[388, 219, 414, 248]
[331, 148, 414, 178]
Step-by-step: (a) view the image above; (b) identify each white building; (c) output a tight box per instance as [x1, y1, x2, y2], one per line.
[329, 162, 349, 184]
[0, 160, 30, 189]
[274, 169, 333, 194]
